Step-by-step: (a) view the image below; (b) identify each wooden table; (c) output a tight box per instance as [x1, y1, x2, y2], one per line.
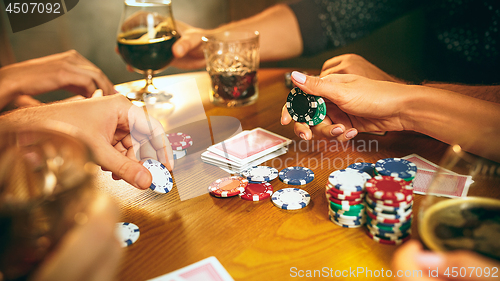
[97, 69, 500, 280]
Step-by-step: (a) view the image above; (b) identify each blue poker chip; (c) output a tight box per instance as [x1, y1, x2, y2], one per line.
[241, 166, 279, 182]
[115, 222, 140, 247]
[375, 158, 417, 179]
[143, 159, 174, 194]
[348, 162, 376, 177]
[328, 168, 371, 192]
[271, 188, 310, 210]
[278, 166, 314, 185]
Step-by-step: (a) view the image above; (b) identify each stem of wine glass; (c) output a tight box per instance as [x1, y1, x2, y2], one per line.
[143, 69, 158, 96]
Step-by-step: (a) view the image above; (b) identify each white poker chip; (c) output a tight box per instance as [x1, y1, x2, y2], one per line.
[143, 159, 173, 194]
[241, 166, 279, 182]
[328, 168, 372, 192]
[271, 188, 310, 210]
[173, 149, 187, 160]
[115, 222, 140, 247]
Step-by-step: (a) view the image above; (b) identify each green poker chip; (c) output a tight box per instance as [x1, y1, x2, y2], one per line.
[329, 201, 365, 212]
[307, 96, 326, 126]
[286, 87, 318, 123]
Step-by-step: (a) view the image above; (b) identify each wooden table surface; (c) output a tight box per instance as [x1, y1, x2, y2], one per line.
[97, 68, 500, 281]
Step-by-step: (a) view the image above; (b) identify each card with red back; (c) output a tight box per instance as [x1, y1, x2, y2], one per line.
[148, 256, 234, 281]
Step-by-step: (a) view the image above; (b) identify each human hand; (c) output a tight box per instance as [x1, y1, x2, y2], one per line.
[0, 50, 115, 99]
[392, 240, 500, 280]
[30, 193, 122, 281]
[281, 71, 412, 141]
[2, 94, 174, 190]
[170, 21, 207, 69]
[320, 54, 403, 83]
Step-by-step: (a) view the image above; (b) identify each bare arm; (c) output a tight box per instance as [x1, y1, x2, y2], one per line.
[171, 4, 302, 69]
[422, 82, 500, 103]
[281, 72, 500, 162]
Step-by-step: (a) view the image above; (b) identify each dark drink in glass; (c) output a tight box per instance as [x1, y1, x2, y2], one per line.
[210, 71, 257, 101]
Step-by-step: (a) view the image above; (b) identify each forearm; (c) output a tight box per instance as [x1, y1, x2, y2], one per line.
[403, 85, 500, 162]
[214, 4, 302, 61]
[0, 70, 19, 110]
[422, 82, 500, 103]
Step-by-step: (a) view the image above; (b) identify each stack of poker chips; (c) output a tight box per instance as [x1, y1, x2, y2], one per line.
[365, 175, 413, 245]
[272, 166, 314, 210]
[166, 133, 193, 160]
[348, 162, 376, 177]
[375, 158, 417, 184]
[326, 168, 372, 228]
[239, 166, 278, 201]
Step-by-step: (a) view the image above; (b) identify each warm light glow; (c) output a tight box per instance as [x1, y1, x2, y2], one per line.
[452, 144, 462, 153]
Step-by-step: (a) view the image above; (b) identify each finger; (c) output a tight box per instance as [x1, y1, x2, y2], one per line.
[281, 104, 292, 125]
[291, 71, 356, 104]
[91, 139, 152, 190]
[320, 56, 343, 74]
[293, 122, 312, 140]
[416, 250, 500, 280]
[391, 240, 428, 281]
[172, 32, 202, 58]
[169, 57, 206, 70]
[128, 106, 174, 170]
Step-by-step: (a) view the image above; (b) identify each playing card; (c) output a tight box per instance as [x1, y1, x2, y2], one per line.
[402, 154, 458, 175]
[202, 147, 288, 173]
[148, 256, 234, 281]
[412, 168, 471, 197]
[207, 128, 291, 164]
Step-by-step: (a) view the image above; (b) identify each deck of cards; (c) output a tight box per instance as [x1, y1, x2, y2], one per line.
[201, 128, 292, 174]
[402, 154, 473, 198]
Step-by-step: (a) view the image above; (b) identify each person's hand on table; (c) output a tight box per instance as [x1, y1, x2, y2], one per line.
[30, 193, 121, 281]
[0, 94, 174, 190]
[281, 71, 409, 141]
[320, 54, 404, 83]
[392, 240, 500, 280]
[0, 50, 114, 107]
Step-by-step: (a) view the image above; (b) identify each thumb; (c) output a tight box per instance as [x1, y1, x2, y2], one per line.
[290, 71, 354, 103]
[92, 141, 152, 190]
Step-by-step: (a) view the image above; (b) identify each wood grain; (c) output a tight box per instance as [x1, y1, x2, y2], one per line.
[95, 69, 500, 281]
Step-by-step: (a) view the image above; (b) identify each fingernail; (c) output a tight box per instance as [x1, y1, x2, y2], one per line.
[134, 170, 150, 189]
[299, 133, 306, 140]
[292, 71, 307, 84]
[345, 130, 357, 139]
[114, 88, 119, 94]
[331, 127, 343, 135]
[415, 253, 444, 267]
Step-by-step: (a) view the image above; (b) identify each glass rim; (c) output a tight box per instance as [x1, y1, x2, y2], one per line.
[124, 0, 172, 6]
[202, 30, 259, 44]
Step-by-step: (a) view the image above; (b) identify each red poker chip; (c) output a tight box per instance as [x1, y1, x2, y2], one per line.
[367, 194, 413, 207]
[366, 208, 413, 224]
[166, 133, 193, 151]
[326, 184, 365, 196]
[326, 189, 364, 201]
[366, 230, 411, 245]
[239, 182, 273, 201]
[365, 176, 413, 202]
[208, 176, 248, 197]
[329, 197, 364, 206]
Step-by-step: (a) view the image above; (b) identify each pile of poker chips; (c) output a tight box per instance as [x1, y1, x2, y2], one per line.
[286, 87, 326, 126]
[326, 168, 372, 228]
[365, 175, 414, 245]
[375, 158, 417, 183]
[208, 165, 313, 210]
[166, 132, 193, 160]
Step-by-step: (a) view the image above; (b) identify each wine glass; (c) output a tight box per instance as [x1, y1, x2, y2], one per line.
[0, 124, 97, 280]
[117, 0, 179, 102]
[419, 145, 500, 262]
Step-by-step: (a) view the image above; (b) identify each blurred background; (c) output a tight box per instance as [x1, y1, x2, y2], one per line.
[0, 0, 424, 101]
